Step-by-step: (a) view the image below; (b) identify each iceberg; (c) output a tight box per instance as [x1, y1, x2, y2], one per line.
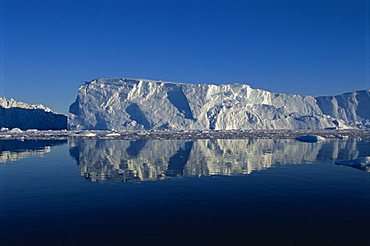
[68, 78, 369, 131]
[0, 97, 67, 130]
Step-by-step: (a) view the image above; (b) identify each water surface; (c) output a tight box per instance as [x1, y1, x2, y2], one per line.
[0, 138, 369, 245]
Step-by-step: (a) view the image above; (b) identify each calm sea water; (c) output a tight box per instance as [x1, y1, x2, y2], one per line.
[0, 138, 369, 246]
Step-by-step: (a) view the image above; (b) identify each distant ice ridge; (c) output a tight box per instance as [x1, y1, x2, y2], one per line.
[0, 97, 52, 111]
[68, 78, 370, 130]
[0, 97, 67, 130]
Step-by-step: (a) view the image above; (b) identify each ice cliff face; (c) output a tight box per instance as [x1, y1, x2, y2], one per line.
[69, 78, 369, 130]
[0, 98, 67, 130]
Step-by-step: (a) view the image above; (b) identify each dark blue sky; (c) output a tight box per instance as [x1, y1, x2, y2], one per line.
[1, 0, 369, 113]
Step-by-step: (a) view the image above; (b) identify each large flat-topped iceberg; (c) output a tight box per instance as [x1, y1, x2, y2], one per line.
[68, 78, 369, 130]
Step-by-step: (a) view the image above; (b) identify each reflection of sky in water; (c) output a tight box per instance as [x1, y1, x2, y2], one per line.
[67, 139, 370, 182]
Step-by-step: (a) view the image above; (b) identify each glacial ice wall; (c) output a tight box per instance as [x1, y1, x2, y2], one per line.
[68, 78, 369, 130]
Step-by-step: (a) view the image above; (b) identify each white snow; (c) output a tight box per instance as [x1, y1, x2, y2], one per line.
[25, 129, 38, 133]
[71, 131, 97, 137]
[9, 128, 23, 133]
[68, 78, 369, 131]
[0, 97, 52, 112]
[105, 132, 121, 137]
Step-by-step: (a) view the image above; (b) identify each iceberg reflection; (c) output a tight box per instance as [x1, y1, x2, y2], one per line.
[69, 139, 366, 182]
[0, 140, 67, 164]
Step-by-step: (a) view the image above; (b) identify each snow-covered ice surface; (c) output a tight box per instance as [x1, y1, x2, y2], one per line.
[0, 97, 52, 111]
[68, 78, 369, 131]
[0, 97, 67, 130]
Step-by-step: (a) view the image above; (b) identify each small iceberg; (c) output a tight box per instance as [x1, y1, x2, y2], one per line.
[26, 129, 38, 133]
[71, 131, 96, 137]
[335, 157, 370, 172]
[105, 132, 121, 137]
[9, 128, 23, 133]
[295, 135, 325, 143]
